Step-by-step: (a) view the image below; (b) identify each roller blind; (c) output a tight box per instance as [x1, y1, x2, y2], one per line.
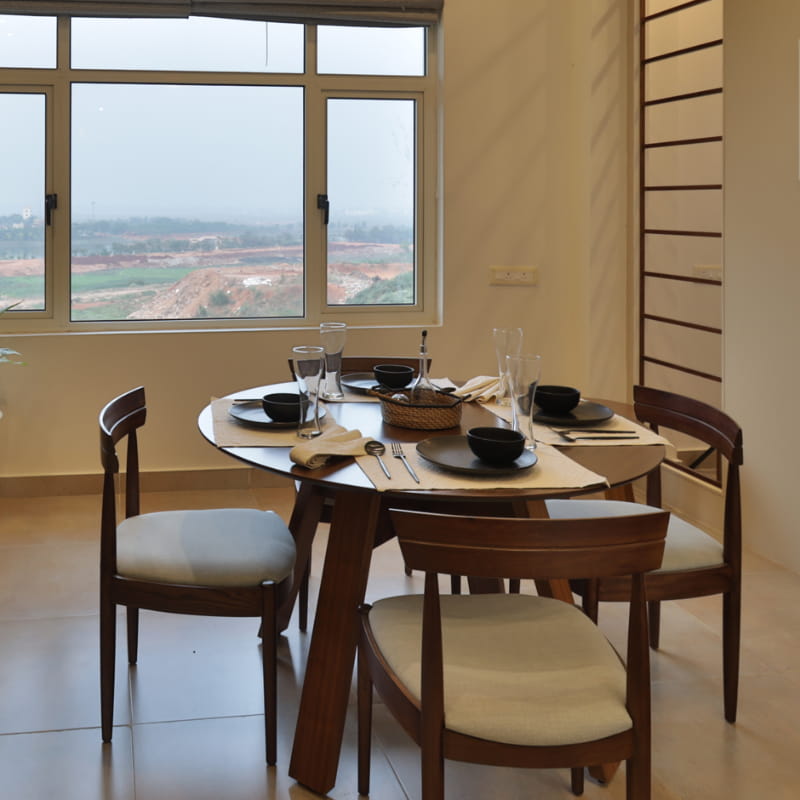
[0, 0, 443, 25]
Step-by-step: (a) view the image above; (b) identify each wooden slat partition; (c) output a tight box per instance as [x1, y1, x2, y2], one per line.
[638, 0, 723, 400]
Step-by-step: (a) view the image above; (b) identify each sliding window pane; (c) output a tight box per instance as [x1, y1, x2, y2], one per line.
[326, 98, 415, 305]
[71, 83, 304, 321]
[0, 93, 46, 311]
[0, 15, 56, 68]
[72, 17, 303, 73]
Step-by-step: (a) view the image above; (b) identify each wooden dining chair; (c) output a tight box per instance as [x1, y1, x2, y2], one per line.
[99, 387, 296, 764]
[545, 384, 744, 723]
[358, 507, 669, 799]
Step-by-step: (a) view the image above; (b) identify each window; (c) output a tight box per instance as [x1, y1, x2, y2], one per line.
[0, 14, 438, 330]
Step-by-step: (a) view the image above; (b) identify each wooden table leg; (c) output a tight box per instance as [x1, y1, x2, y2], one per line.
[289, 490, 381, 795]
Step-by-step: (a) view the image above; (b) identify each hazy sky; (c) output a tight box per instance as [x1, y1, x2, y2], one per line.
[1, 14, 421, 224]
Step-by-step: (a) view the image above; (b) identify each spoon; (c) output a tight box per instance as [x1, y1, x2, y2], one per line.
[365, 440, 391, 478]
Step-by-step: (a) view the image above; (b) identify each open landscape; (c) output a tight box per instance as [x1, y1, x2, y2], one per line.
[0, 217, 414, 320]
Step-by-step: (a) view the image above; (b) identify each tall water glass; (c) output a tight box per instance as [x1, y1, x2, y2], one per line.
[506, 353, 542, 450]
[292, 345, 324, 438]
[492, 327, 523, 406]
[320, 322, 347, 400]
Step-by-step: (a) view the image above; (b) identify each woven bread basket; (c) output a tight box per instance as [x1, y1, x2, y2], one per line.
[369, 388, 463, 430]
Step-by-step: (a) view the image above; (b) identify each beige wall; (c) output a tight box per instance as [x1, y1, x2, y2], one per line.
[724, 0, 800, 572]
[0, 0, 633, 483]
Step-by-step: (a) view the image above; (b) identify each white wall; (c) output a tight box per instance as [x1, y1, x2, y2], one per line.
[724, 0, 800, 572]
[0, 1, 632, 481]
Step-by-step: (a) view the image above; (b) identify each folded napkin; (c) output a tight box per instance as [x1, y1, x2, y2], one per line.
[290, 424, 372, 469]
[452, 375, 503, 402]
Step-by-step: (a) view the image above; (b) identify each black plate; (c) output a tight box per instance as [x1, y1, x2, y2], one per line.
[416, 435, 537, 475]
[533, 400, 614, 427]
[229, 401, 327, 429]
[341, 372, 381, 394]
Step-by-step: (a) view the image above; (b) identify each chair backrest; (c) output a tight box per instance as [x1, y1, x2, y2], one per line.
[390, 508, 669, 582]
[633, 385, 743, 465]
[388, 508, 669, 742]
[99, 387, 147, 568]
[632, 384, 743, 559]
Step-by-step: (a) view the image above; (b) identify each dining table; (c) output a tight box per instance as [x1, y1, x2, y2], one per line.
[197, 380, 668, 795]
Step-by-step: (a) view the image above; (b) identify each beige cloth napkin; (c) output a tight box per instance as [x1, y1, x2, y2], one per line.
[356, 442, 607, 492]
[289, 424, 372, 469]
[452, 375, 503, 402]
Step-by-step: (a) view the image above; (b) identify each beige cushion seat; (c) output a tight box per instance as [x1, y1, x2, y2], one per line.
[117, 508, 296, 587]
[545, 499, 723, 572]
[369, 592, 631, 747]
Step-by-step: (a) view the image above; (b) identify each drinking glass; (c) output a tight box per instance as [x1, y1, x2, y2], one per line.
[292, 345, 324, 438]
[492, 327, 523, 406]
[320, 322, 347, 400]
[506, 353, 542, 450]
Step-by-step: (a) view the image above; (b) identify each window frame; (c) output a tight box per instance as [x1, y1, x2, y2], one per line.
[0, 16, 440, 334]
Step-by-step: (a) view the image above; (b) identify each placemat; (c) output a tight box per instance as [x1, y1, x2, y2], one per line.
[356, 442, 607, 492]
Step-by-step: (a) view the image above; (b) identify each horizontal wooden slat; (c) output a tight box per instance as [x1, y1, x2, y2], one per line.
[645, 87, 722, 107]
[643, 270, 721, 286]
[642, 356, 721, 382]
[644, 135, 722, 149]
[644, 184, 722, 191]
[643, 0, 715, 23]
[644, 228, 721, 237]
[643, 313, 721, 335]
[643, 38, 722, 65]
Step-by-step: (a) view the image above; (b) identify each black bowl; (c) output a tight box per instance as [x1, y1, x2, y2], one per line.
[535, 385, 580, 415]
[373, 364, 415, 389]
[466, 427, 525, 465]
[262, 392, 305, 423]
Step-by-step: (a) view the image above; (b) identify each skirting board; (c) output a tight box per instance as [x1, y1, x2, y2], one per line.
[0, 467, 292, 498]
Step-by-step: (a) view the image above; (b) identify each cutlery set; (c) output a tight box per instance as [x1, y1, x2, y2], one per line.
[547, 426, 638, 442]
[363, 441, 420, 482]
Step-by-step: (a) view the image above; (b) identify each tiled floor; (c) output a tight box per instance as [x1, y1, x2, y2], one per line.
[2, 485, 799, 799]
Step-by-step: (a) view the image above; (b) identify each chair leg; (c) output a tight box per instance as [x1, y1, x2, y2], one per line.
[404, 563, 413, 577]
[450, 574, 461, 594]
[626, 755, 650, 800]
[723, 587, 741, 723]
[570, 766, 585, 795]
[100, 594, 116, 743]
[420, 738, 445, 799]
[261, 585, 278, 765]
[298, 556, 310, 633]
[357, 645, 372, 796]
[126, 607, 139, 665]
[582, 579, 599, 623]
[647, 600, 661, 650]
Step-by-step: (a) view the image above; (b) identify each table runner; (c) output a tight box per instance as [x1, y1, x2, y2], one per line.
[485, 403, 673, 449]
[355, 442, 607, 492]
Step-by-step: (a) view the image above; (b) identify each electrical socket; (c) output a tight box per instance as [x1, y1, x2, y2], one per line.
[489, 266, 539, 286]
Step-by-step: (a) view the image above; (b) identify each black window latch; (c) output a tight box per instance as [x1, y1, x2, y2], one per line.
[316, 193, 329, 225]
[45, 193, 58, 226]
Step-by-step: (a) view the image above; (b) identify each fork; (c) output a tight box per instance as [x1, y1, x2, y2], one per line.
[391, 442, 420, 483]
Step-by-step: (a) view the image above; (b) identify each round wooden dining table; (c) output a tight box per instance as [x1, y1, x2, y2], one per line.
[198, 384, 665, 795]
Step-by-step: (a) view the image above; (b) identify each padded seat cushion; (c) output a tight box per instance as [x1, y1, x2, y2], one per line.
[117, 508, 295, 587]
[368, 593, 631, 747]
[545, 499, 724, 572]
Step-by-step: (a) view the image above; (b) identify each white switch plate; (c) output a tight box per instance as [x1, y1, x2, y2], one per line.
[489, 266, 539, 286]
